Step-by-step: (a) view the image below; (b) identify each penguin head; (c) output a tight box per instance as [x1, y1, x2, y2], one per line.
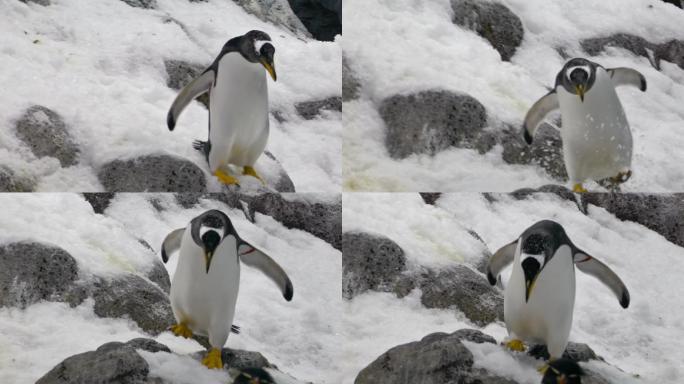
[201, 230, 221, 273]
[190, 210, 237, 273]
[557, 58, 598, 102]
[233, 367, 275, 384]
[240, 30, 277, 82]
[519, 220, 570, 301]
[541, 358, 584, 384]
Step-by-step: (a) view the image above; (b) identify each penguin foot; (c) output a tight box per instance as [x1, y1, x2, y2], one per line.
[505, 339, 526, 352]
[170, 322, 193, 338]
[572, 183, 588, 193]
[215, 169, 240, 185]
[242, 166, 264, 184]
[202, 347, 223, 369]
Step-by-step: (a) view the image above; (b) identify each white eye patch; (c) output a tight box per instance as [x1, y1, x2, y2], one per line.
[566, 65, 590, 80]
[254, 40, 271, 53]
[521, 253, 544, 266]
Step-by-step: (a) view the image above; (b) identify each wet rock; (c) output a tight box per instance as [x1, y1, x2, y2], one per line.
[233, 0, 311, 38]
[419, 193, 442, 205]
[581, 33, 654, 58]
[288, 0, 341, 41]
[164, 60, 209, 108]
[451, 0, 524, 61]
[82, 193, 115, 214]
[343, 56, 361, 101]
[15, 105, 80, 167]
[380, 91, 489, 159]
[19, 0, 50, 6]
[120, 0, 156, 9]
[295, 96, 342, 119]
[146, 258, 171, 294]
[501, 123, 567, 181]
[0, 242, 78, 308]
[655, 39, 684, 70]
[343, 232, 406, 299]
[98, 155, 207, 192]
[0, 166, 34, 192]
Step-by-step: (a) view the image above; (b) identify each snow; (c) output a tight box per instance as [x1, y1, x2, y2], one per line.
[0, 0, 341, 192]
[0, 193, 342, 384]
[343, 0, 684, 191]
[341, 192, 684, 383]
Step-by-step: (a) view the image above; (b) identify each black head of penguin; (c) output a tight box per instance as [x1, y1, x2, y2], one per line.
[541, 358, 584, 384]
[555, 58, 598, 102]
[222, 30, 277, 81]
[233, 367, 275, 384]
[201, 230, 221, 273]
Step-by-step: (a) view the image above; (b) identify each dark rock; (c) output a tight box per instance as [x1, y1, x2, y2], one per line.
[501, 123, 567, 181]
[263, 150, 296, 193]
[451, 0, 524, 61]
[295, 96, 342, 119]
[528, 342, 599, 362]
[661, 0, 683, 8]
[0, 166, 34, 192]
[581, 33, 654, 58]
[343, 56, 361, 101]
[19, 0, 50, 6]
[120, 0, 156, 9]
[92, 274, 174, 335]
[82, 193, 115, 214]
[232, 0, 311, 38]
[655, 39, 684, 70]
[380, 91, 489, 159]
[0, 242, 78, 308]
[174, 192, 204, 209]
[164, 60, 209, 108]
[419, 193, 442, 205]
[147, 258, 171, 294]
[15, 105, 80, 167]
[511, 184, 576, 202]
[98, 155, 207, 192]
[288, 0, 341, 41]
[417, 265, 504, 326]
[343, 232, 406, 299]
[126, 338, 171, 353]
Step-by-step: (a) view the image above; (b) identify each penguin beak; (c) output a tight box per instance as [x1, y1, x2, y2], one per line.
[260, 58, 277, 82]
[525, 278, 537, 302]
[575, 85, 585, 102]
[204, 251, 213, 273]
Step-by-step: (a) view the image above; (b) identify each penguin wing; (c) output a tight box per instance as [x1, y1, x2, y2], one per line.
[574, 252, 630, 308]
[238, 242, 294, 301]
[167, 69, 215, 131]
[486, 240, 517, 285]
[607, 67, 647, 92]
[522, 90, 559, 144]
[161, 228, 185, 263]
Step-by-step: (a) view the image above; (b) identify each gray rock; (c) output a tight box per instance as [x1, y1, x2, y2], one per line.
[343, 232, 406, 299]
[655, 39, 684, 70]
[511, 184, 576, 202]
[343, 56, 361, 101]
[164, 60, 209, 108]
[120, 0, 156, 9]
[233, 0, 311, 38]
[416, 265, 504, 326]
[98, 155, 207, 192]
[419, 193, 442, 205]
[0, 166, 34, 192]
[380, 91, 489, 159]
[581, 33, 654, 58]
[288, 0, 341, 41]
[82, 193, 115, 214]
[501, 123, 567, 181]
[0, 242, 78, 308]
[91, 274, 174, 335]
[147, 258, 171, 294]
[528, 342, 599, 362]
[451, 0, 524, 61]
[15, 105, 80, 167]
[263, 150, 296, 192]
[295, 96, 342, 119]
[19, 0, 50, 6]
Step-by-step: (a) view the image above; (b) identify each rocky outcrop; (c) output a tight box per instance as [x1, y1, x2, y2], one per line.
[146, 258, 171, 294]
[82, 193, 116, 214]
[379, 91, 491, 159]
[580, 33, 684, 70]
[164, 60, 209, 108]
[295, 96, 342, 119]
[120, 0, 156, 9]
[343, 56, 361, 101]
[343, 232, 406, 299]
[0, 166, 35, 192]
[451, 0, 524, 61]
[501, 123, 567, 181]
[98, 155, 207, 192]
[232, 0, 311, 38]
[288, 0, 341, 41]
[15, 105, 80, 167]
[419, 193, 442, 205]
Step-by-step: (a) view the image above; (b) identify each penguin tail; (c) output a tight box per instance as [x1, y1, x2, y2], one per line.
[231, 324, 240, 334]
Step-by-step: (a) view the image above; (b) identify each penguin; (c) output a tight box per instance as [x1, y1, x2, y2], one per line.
[161, 209, 293, 369]
[541, 358, 584, 384]
[523, 58, 646, 193]
[486, 220, 629, 360]
[167, 30, 277, 186]
[232, 368, 275, 384]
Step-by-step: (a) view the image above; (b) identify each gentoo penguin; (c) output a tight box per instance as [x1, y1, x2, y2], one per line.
[541, 358, 584, 384]
[161, 210, 293, 369]
[486, 220, 629, 360]
[523, 58, 646, 193]
[167, 30, 277, 186]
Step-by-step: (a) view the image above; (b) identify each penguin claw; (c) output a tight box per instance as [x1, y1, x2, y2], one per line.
[170, 323, 193, 338]
[214, 169, 240, 186]
[504, 339, 526, 352]
[242, 166, 265, 185]
[202, 348, 223, 369]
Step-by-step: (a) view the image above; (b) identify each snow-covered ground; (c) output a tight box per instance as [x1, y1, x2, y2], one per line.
[0, 0, 341, 192]
[0, 193, 342, 384]
[342, 192, 684, 383]
[343, 0, 684, 192]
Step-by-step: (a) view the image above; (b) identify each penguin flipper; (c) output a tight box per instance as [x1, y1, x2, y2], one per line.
[607, 67, 647, 92]
[487, 240, 517, 285]
[161, 228, 185, 263]
[574, 252, 630, 308]
[167, 69, 215, 131]
[238, 242, 293, 301]
[522, 90, 559, 144]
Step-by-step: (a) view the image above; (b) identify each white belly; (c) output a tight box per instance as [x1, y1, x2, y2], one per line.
[504, 245, 575, 358]
[558, 69, 632, 183]
[170, 227, 240, 348]
[208, 53, 269, 170]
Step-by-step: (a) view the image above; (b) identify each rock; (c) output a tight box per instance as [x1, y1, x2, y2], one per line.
[146, 258, 171, 294]
[661, 0, 683, 8]
[82, 193, 115, 214]
[15, 105, 80, 167]
[232, 0, 311, 38]
[190, 348, 271, 369]
[174, 192, 204, 209]
[91, 274, 174, 335]
[288, 0, 341, 41]
[0, 242, 78, 308]
[164, 60, 209, 108]
[355, 328, 515, 384]
[36, 338, 167, 384]
[451, 0, 524, 61]
[501, 123, 567, 181]
[511, 184, 576, 202]
[416, 265, 504, 326]
[379, 91, 489, 159]
[655, 39, 684, 70]
[120, 0, 156, 9]
[0, 166, 34, 192]
[342, 232, 406, 299]
[262, 150, 296, 192]
[19, 0, 50, 6]
[295, 96, 342, 119]
[581, 33, 653, 58]
[528, 342, 599, 362]
[343, 56, 361, 101]
[419, 193, 442, 205]
[98, 155, 207, 192]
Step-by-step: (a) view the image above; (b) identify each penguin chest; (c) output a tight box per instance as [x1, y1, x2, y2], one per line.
[209, 54, 269, 166]
[558, 71, 632, 180]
